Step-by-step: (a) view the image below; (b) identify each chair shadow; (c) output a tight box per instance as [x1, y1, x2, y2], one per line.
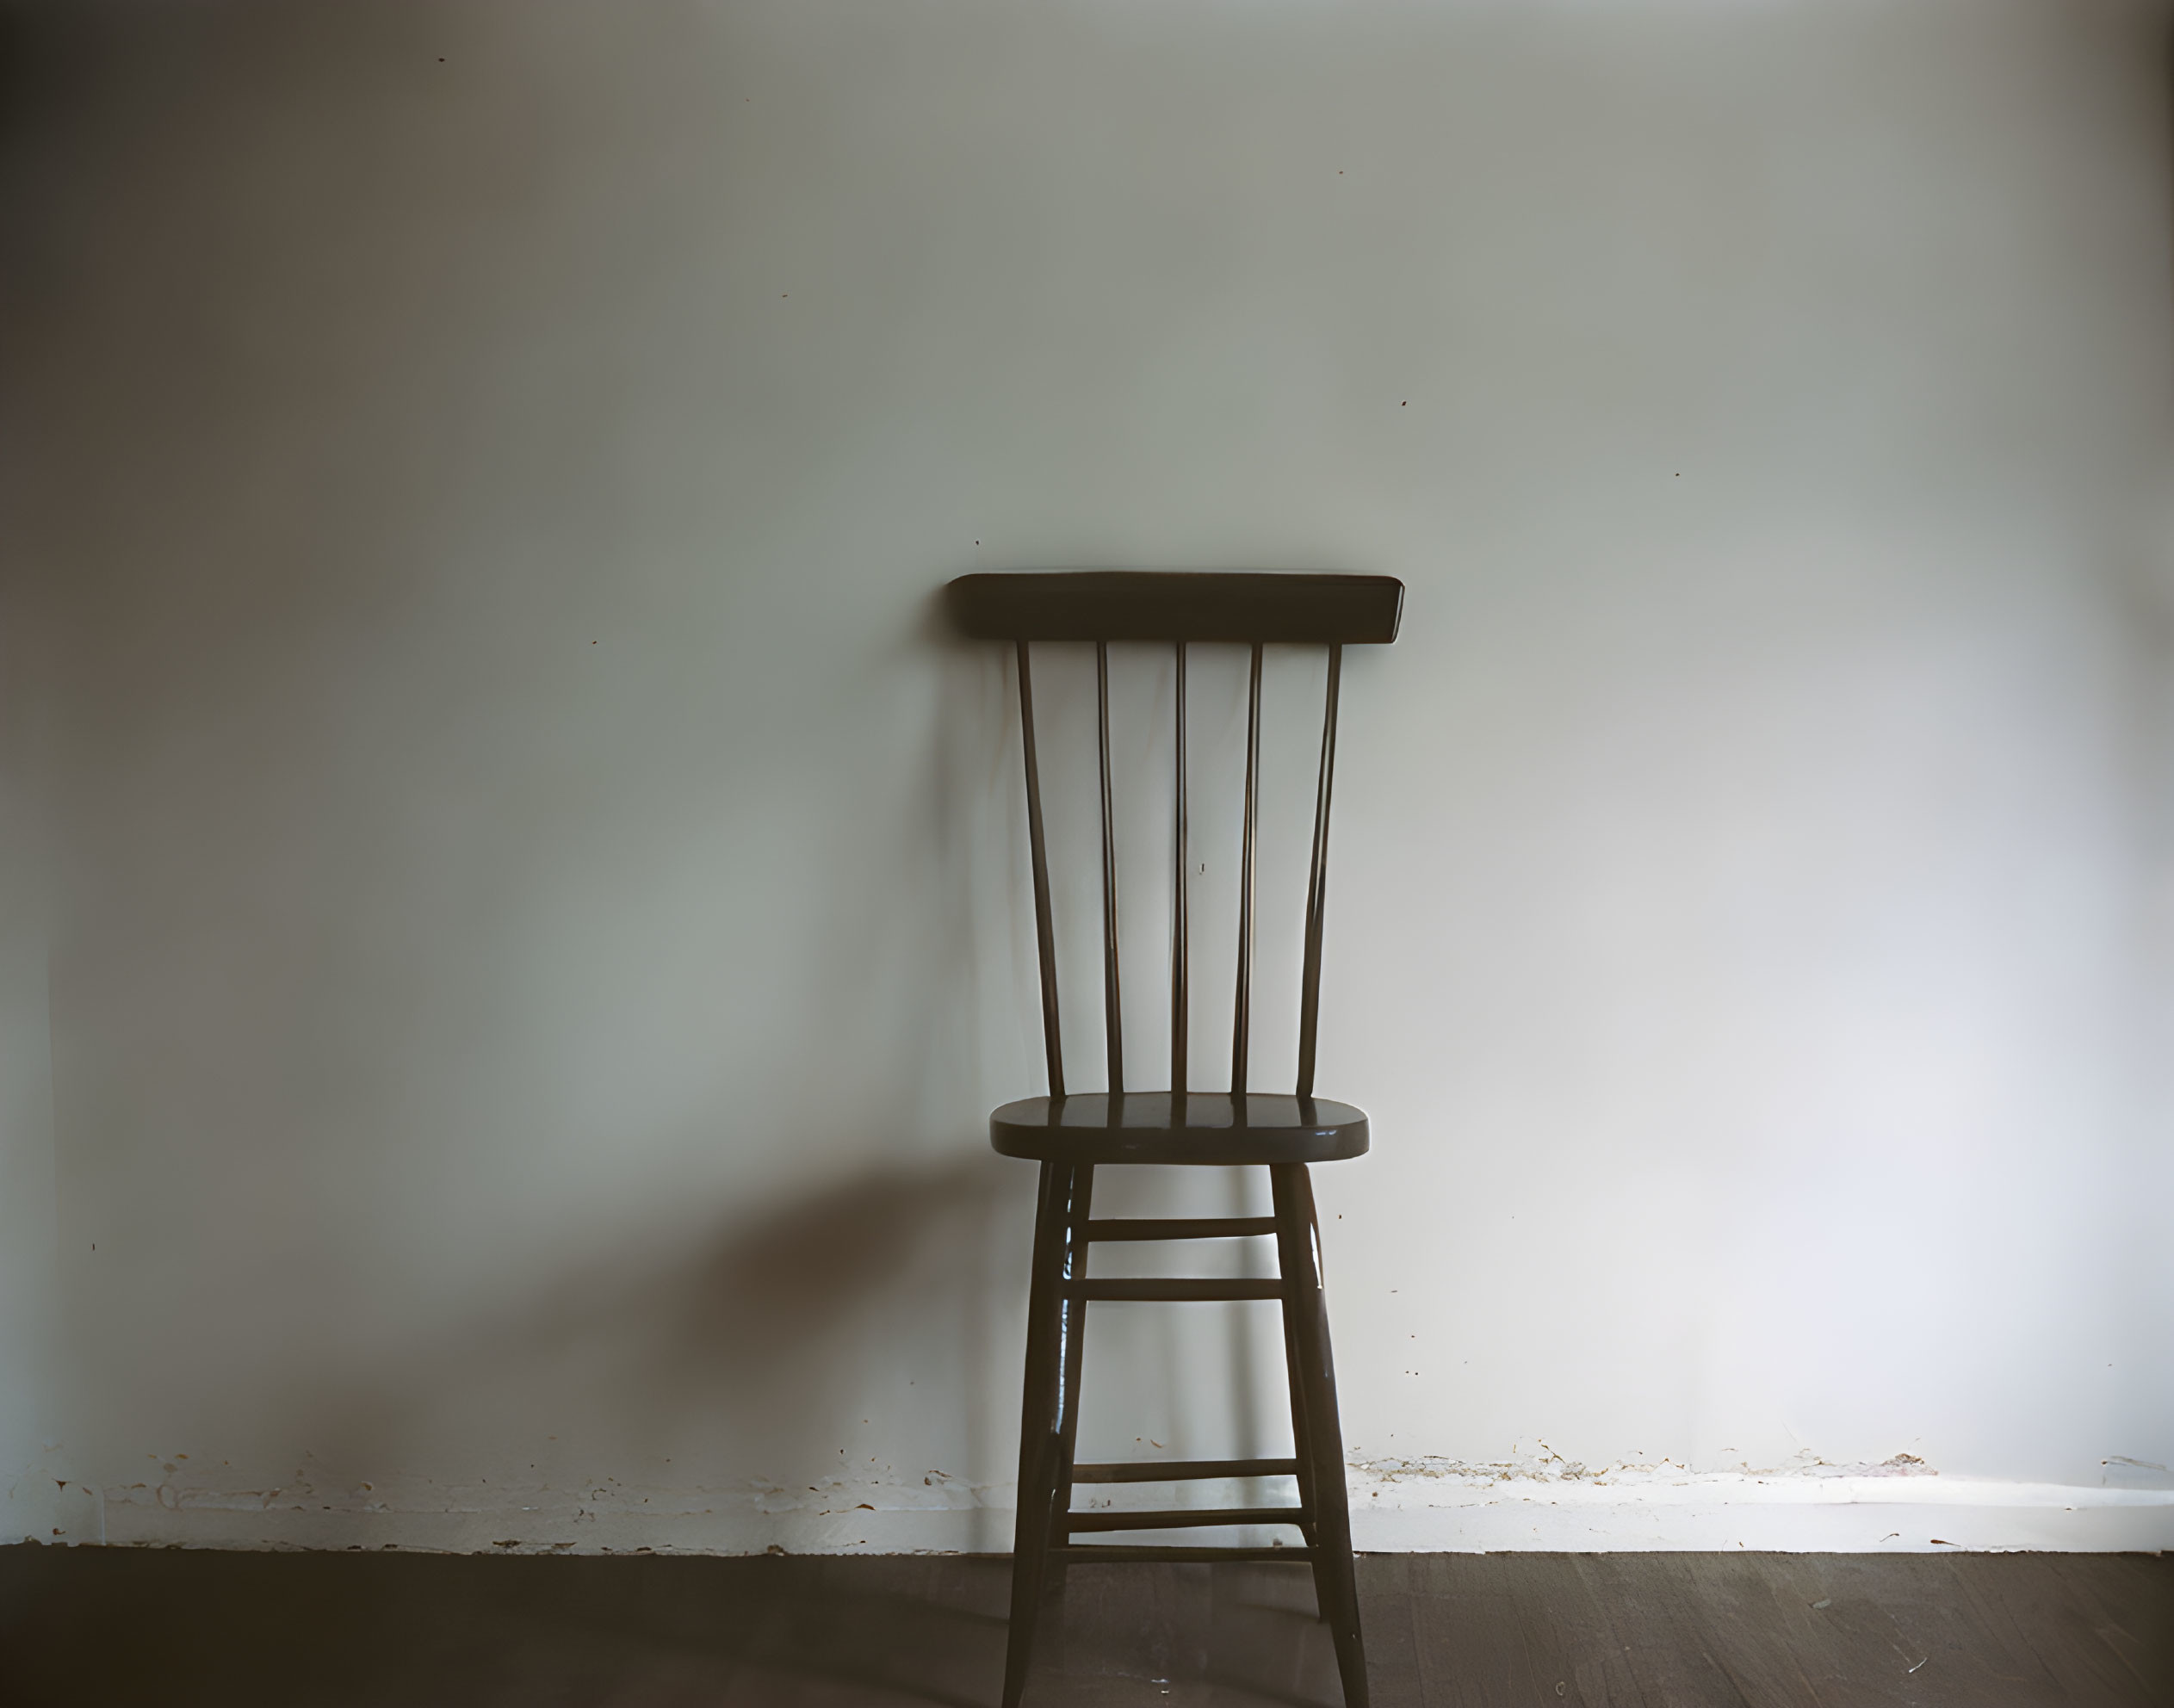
[250, 1139, 1350, 1705]
[278, 1148, 1028, 1555]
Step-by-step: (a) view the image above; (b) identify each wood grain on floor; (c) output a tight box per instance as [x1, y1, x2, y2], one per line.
[1, 1545, 2166, 1706]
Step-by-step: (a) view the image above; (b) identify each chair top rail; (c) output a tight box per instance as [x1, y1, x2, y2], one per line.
[947, 571, 1403, 645]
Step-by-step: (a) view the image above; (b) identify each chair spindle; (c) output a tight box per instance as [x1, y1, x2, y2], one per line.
[1170, 641, 1189, 1097]
[1095, 641, 1123, 1094]
[1017, 640, 1065, 1099]
[1231, 640, 1263, 1095]
[1297, 643, 1343, 1099]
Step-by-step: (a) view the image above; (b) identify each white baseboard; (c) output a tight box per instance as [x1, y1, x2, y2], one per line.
[1345, 1470, 2174, 1554]
[20, 1467, 2171, 1555]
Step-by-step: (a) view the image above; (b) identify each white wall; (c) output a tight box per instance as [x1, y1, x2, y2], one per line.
[6, 0, 2171, 1553]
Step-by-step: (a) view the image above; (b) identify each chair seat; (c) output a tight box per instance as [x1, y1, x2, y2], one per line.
[990, 1092, 1368, 1165]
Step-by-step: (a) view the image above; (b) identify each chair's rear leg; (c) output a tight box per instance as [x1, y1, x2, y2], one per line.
[1272, 1163, 1369, 1708]
[1004, 1161, 1075, 1708]
[1047, 1162, 1096, 1599]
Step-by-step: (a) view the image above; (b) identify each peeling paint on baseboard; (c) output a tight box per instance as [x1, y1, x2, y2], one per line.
[24, 1452, 2174, 1556]
[1347, 1444, 1942, 1492]
[1339, 1445, 2174, 1552]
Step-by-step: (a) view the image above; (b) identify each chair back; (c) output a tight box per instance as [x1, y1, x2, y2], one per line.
[948, 571, 1403, 1102]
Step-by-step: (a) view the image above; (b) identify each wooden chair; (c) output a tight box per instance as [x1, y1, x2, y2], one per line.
[948, 571, 1403, 1708]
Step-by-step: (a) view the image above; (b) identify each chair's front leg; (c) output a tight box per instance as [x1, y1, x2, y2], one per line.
[1003, 1160, 1074, 1708]
[1272, 1162, 1369, 1708]
[1047, 1161, 1096, 1599]
[1274, 1162, 1322, 1548]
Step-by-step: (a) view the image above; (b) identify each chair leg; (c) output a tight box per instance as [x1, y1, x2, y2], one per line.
[1272, 1163, 1369, 1708]
[1275, 1167, 1322, 1550]
[1047, 1162, 1096, 1597]
[1003, 1161, 1075, 1708]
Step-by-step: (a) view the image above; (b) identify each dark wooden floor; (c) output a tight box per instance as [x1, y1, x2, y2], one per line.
[1, 1545, 2166, 1705]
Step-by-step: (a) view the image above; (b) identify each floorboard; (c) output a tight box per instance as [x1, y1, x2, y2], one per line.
[1, 1545, 2166, 1706]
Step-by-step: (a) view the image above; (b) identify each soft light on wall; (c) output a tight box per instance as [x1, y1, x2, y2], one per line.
[2, 0, 2170, 1554]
